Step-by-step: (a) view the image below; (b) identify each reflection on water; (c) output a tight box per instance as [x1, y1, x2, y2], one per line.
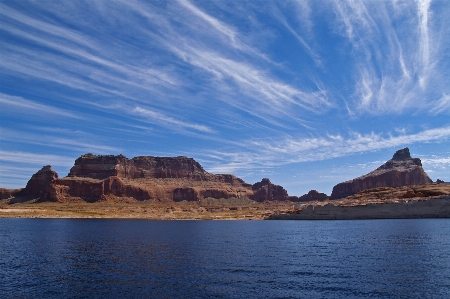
[1, 219, 449, 298]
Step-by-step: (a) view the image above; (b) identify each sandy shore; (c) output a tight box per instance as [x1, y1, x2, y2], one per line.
[0, 201, 295, 220]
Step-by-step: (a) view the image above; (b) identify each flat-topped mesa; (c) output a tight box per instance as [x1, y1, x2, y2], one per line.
[68, 153, 210, 180]
[68, 154, 130, 179]
[330, 148, 432, 200]
[132, 156, 208, 180]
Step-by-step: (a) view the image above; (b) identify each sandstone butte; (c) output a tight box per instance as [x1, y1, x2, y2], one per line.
[1, 148, 449, 219]
[330, 147, 433, 199]
[270, 148, 450, 220]
[3, 154, 293, 203]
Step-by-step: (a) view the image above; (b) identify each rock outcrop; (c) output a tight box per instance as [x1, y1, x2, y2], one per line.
[0, 188, 21, 200]
[68, 154, 209, 180]
[330, 148, 432, 199]
[295, 190, 329, 202]
[252, 178, 289, 202]
[13, 154, 293, 203]
[269, 197, 450, 220]
[21, 165, 59, 201]
[269, 183, 450, 220]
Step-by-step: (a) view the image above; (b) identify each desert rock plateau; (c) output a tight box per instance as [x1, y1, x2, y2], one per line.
[1, 148, 449, 219]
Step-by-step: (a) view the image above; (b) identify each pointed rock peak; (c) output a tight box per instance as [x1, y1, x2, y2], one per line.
[34, 165, 58, 178]
[392, 147, 412, 161]
[23, 165, 59, 197]
[261, 178, 271, 185]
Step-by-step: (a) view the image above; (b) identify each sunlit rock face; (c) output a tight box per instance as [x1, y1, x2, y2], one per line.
[21, 154, 260, 203]
[68, 154, 209, 180]
[330, 148, 433, 200]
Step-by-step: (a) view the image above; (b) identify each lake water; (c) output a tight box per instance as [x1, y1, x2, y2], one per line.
[1, 219, 449, 298]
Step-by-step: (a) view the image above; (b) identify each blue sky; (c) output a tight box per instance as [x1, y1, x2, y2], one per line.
[1, 0, 449, 196]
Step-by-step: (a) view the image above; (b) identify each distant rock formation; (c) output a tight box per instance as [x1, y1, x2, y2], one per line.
[252, 178, 289, 202]
[21, 165, 59, 201]
[14, 154, 294, 203]
[330, 148, 432, 199]
[295, 190, 329, 202]
[69, 153, 209, 180]
[270, 183, 450, 220]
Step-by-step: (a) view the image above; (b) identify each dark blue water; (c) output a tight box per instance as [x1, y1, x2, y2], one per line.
[1, 219, 449, 298]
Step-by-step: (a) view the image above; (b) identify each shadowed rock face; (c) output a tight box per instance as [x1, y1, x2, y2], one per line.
[294, 190, 329, 202]
[0, 188, 20, 200]
[22, 165, 58, 200]
[252, 178, 289, 202]
[330, 148, 432, 199]
[17, 154, 292, 203]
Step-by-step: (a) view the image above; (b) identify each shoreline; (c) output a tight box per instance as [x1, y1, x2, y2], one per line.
[0, 201, 293, 220]
[2, 196, 450, 220]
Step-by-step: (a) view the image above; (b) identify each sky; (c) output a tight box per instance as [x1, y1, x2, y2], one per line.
[1, 0, 449, 196]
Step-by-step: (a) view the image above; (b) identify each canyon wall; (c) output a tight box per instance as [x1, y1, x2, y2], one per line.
[19, 154, 285, 203]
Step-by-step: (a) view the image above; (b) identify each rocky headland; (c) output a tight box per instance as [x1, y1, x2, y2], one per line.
[1, 148, 449, 219]
[269, 184, 450, 220]
[2, 153, 290, 204]
[270, 148, 449, 220]
[330, 148, 432, 199]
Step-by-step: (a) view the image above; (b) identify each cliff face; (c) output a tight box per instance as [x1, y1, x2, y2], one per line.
[22, 165, 59, 200]
[295, 190, 329, 202]
[270, 183, 450, 220]
[17, 154, 292, 203]
[330, 148, 432, 199]
[252, 178, 289, 202]
[68, 154, 209, 180]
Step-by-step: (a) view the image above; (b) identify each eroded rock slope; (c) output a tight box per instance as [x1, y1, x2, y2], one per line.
[330, 148, 432, 199]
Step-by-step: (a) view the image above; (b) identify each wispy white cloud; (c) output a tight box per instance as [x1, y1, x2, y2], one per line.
[0, 0, 449, 192]
[0, 93, 80, 118]
[178, 0, 237, 45]
[421, 156, 450, 169]
[177, 0, 272, 62]
[133, 106, 213, 133]
[330, 0, 448, 115]
[0, 3, 180, 107]
[270, 2, 323, 67]
[431, 93, 450, 114]
[118, 0, 332, 125]
[417, 0, 431, 88]
[0, 150, 75, 167]
[201, 125, 450, 173]
[0, 128, 121, 154]
[170, 45, 331, 116]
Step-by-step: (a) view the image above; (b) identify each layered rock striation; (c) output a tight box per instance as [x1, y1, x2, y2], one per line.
[270, 183, 450, 220]
[19, 154, 290, 203]
[295, 190, 329, 202]
[330, 148, 432, 199]
[20, 165, 59, 201]
[252, 178, 289, 202]
[69, 153, 209, 180]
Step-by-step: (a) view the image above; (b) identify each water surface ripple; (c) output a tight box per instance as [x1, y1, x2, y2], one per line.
[1, 219, 449, 298]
